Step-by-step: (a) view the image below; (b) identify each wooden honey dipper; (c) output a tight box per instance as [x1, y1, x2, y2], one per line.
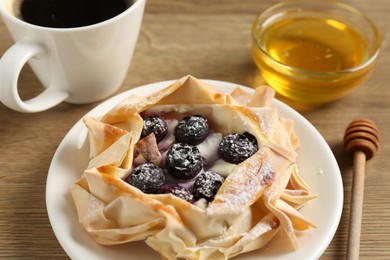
[343, 119, 380, 260]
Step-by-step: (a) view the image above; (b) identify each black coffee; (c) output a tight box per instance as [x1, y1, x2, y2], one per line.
[18, 0, 133, 28]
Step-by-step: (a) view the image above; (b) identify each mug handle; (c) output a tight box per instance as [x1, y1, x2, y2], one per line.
[0, 39, 69, 113]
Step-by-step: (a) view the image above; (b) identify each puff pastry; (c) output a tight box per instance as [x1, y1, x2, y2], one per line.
[71, 75, 317, 259]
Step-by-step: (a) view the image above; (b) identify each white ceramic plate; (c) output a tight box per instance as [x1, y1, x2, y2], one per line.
[46, 80, 343, 260]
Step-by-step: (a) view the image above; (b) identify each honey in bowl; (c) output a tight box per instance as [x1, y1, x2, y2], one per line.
[261, 17, 369, 73]
[252, 1, 381, 110]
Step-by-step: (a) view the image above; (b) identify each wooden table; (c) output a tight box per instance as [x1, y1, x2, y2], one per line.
[1, 0, 389, 259]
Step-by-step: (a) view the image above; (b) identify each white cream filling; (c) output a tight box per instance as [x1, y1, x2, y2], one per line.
[210, 159, 237, 178]
[196, 132, 222, 167]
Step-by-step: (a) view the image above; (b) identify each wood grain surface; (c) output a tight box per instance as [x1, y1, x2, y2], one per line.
[1, 0, 389, 259]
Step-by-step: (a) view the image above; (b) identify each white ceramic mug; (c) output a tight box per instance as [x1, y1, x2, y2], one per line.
[0, 0, 145, 112]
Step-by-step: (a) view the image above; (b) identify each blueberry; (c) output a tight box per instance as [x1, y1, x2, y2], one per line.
[125, 163, 165, 193]
[193, 171, 224, 202]
[159, 186, 194, 202]
[141, 116, 168, 143]
[165, 143, 203, 180]
[218, 133, 258, 164]
[175, 115, 209, 145]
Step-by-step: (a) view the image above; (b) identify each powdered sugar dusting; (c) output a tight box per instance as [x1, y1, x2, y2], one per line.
[246, 214, 279, 240]
[83, 198, 102, 227]
[255, 109, 274, 138]
[211, 150, 275, 213]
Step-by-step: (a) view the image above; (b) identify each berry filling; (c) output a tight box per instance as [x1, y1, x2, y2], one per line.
[125, 114, 259, 206]
[141, 116, 168, 143]
[193, 171, 224, 202]
[175, 115, 209, 145]
[125, 163, 165, 194]
[159, 186, 194, 203]
[219, 133, 258, 164]
[165, 143, 203, 180]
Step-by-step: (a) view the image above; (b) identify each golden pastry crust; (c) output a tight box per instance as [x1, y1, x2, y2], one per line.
[71, 75, 316, 259]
